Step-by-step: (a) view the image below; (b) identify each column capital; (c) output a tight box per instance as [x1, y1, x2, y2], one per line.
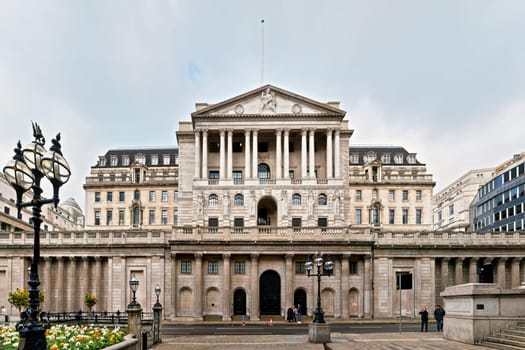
[276, 129, 283, 134]
[94, 256, 102, 262]
[223, 253, 231, 260]
[456, 257, 464, 262]
[342, 253, 351, 259]
[285, 254, 294, 261]
[326, 128, 334, 135]
[513, 257, 522, 264]
[441, 257, 450, 263]
[219, 129, 226, 135]
[170, 252, 177, 259]
[250, 253, 259, 261]
[301, 129, 308, 136]
[470, 257, 479, 262]
[252, 129, 259, 134]
[498, 257, 508, 264]
[68, 256, 77, 262]
[195, 252, 203, 259]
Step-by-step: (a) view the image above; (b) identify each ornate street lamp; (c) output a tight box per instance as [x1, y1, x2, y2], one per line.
[154, 285, 161, 307]
[3, 122, 70, 350]
[152, 285, 162, 344]
[305, 253, 334, 323]
[129, 275, 139, 307]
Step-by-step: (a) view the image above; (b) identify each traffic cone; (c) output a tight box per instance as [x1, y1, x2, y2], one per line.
[269, 317, 273, 326]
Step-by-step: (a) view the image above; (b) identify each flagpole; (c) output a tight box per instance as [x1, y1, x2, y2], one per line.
[261, 19, 264, 85]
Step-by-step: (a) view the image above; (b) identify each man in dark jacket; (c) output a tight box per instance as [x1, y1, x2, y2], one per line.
[434, 305, 446, 332]
[419, 307, 429, 332]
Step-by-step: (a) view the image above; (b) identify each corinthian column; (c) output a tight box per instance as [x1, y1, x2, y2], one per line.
[244, 130, 251, 179]
[219, 130, 226, 179]
[285, 254, 294, 309]
[223, 254, 231, 320]
[276, 129, 282, 179]
[455, 258, 464, 285]
[194, 253, 203, 319]
[252, 130, 258, 179]
[194, 131, 201, 178]
[341, 254, 350, 318]
[301, 130, 307, 179]
[202, 130, 208, 179]
[512, 258, 521, 288]
[227, 130, 233, 179]
[250, 254, 259, 320]
[334, 130, 341, 178]
[326, 129, 333, 179]
[308, 129, 315, 178]
[283, 129, 290, 179]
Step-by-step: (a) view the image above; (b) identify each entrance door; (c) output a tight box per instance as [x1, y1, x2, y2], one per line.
[293, 289, 307, 315]
[479, 264, 494, 283]
[233, 289, 246, 315]
[260, 270, 280, 314]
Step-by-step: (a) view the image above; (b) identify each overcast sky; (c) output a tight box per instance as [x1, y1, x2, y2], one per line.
[1, 1, 524, 211]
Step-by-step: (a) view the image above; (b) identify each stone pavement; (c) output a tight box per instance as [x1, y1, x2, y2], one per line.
[152, 332, 495, 350]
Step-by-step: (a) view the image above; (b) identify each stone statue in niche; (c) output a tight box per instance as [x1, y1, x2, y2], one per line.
[223, 193, 230, 215]
[261, 87, 276, 113]
[333, 190, 341, 216]
[280, 190, 288, 217]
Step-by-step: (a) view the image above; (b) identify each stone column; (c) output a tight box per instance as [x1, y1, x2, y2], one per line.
[326, 129, 333, 179]
[276, 129, 282, 179]
[363, 254, 372, 318]
[455, 258, 464, 285]
[219, 130, 226, 179]
[334, 130, 341, 178]
[283, 129, 290, 179]
[308, 129, 315, 178]
[252, 130, 258, 179]
[170, 253, 177, 318]
[244, 130, 251, 179]
[223, 253, 231, 320]
[68, 257, 77, 311]
[194, 253, 203, 319]
[497, 258, 506, 288]
[194, 130, 201, 178]
[56, 257, 64, 312]
[441, 258, 449, 292]
[301, 130, 307, 179]
[96, 257, 103, 311]
[41, 257, 51, 311]
[285, 254, 294, 310]
[511, 258, 521, 288]
[469, 257, 478, 283]
[340, 254, 350, 318]
[202, 130, 208, 179]
[227, 130, 233, 179]
[250, 254, 259, 320]
[81, 257, 89, 310]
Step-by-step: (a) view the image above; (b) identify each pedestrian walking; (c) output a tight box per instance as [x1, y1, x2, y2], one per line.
[287, 306, 294, 322]
[419, 306, 428, 332]
[297, 304, 302, 323]
[434, 304, 446, 332]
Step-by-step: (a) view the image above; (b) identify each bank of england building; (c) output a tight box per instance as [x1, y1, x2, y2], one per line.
[1, 85, 524, 320]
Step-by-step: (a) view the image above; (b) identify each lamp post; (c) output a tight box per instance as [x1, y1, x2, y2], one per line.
[129, 275, 139, 307]
[152, 285, 162, 344]
[3, 122, 71, 350]
[127, 275, 143, 350]
[305, 253, 333, 343]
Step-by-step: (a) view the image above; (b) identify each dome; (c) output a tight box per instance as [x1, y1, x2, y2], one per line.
[61, 197, 82, 212]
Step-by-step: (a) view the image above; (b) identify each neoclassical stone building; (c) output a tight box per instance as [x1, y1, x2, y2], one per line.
[2, 85, 525, 321]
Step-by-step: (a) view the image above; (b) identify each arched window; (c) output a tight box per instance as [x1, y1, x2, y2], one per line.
[372, 205, 380, 225]
[234, 194, 244, 206]
[208, 194, 218, 206]
[133, 206, 140, 226]
[258, 163, 270, 179]
[292, 193, 302, 206]
[318, 193, 327, 205]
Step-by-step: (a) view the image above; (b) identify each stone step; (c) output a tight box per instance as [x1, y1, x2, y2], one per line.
[510, 326, 525, 332]
[480, 340, 525, 350]
[484, 336, 525, 348]
[501, 330, 525, 339]
[498, 332, 525, 342]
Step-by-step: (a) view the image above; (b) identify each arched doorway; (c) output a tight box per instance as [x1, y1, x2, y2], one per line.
[233, 289, 246, 315]
[260, 270, 280, 314]
[479, 264, 494, 283]
[257, 196, 277, 226]
[294, 289, 307, 315]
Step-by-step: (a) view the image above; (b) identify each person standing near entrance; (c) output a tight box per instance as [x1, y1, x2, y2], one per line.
[419, 306, 428, 332]
[434, 305, 446, 332]
[297, 304, 303, 323]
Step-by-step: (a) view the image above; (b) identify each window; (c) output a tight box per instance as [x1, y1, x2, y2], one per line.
[209, 194, 219, 206]
[402, 209, 409, 224]
[119, 210, 125, 225]
[111, 156, 118, 166]
[107, 192, 113, 202]
[174, 191, 179, 201]
[161, 191, 168, 202]
[356, 209, 362, 224]
[163, 155, 170, 165]
[372, 206, 379, 225]
[208, 261, 219, 274]
[318, 193, 327, 205]
[389, 209, 395, 224]
[292, 193, 301, 205]
[350, 153, 360, 164]
[119, 191, 125, 202]
[258, 163, 270, 179]
[318, 217, 328, 228]
[381, 154, 391, 164]
[149, 191, 155, 202]
[110, 174, 115, 182]
[4, 207, 9, 215]
[402, 190, 408, 201]
[372, 189, 378, 200]
[291, 217, 302, 230]
[134, 190, 140, 200]
[173, 210, 178, 225]
[209, 170, 219, 179]
[437, 211, 442, 221]
[208, 217, 219, 233]
[122, 156, 129, 166]
[181, 260, 192, 274]
[234, 217, 244, 232]
[394, 154, 403, 164]
[94, 211, 100, 226]
[258, 142, 269, 152]
[149, 210, 155, 224]
[295, 262, 306, 274]
[106, 210, 112, 225]
[161, 210, 168, 224]
[449, 204, 454, 216]
[234, 261, 246, 274]
[99, 157, 107, 166]
[289, 170, 295, 179]
[232, 170, 243, 183]
[415, 190, 422, 201]
[363, 153, 376, 163]
[349, 261, 358, 275]
[389, 190, 395, 201]
[151, 155, 158, 165]
[416, 209, 422, 224]
[98, 174, 103, 182]
[355, 190, 362, 201]
[234, 194, 244, 206]
[95, 192, 101, 202]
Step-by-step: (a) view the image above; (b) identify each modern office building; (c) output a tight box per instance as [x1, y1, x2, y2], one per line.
[472, 153, 525, 232]
[433, 168, 495, 231]
[1, 85, 524, 321]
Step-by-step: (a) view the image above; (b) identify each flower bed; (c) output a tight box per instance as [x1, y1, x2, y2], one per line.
[0, 324, 126, 350]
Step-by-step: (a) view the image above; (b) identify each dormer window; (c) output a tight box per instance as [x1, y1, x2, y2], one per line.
[122, 156, 130, 166]
[407, 155, 416, 164]
[151, 155, 158, 165]
[135, 154, 145, 165]
[363, 153, 376, 163]
[381, 154, 391, 164]
[350, 153, 360, 164]
[110, 156, 118, 166]
[163, 155, 170, 165]
[99, 157, 107, 166]
[394, 154, 403, 164]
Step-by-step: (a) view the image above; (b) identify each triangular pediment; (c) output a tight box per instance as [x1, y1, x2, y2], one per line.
[191, 84, 346, 119]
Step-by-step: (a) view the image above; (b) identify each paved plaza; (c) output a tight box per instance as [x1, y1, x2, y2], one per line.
[153, 332, 494, 350]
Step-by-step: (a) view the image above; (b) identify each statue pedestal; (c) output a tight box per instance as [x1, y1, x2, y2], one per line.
[308, 323, 331, 343]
